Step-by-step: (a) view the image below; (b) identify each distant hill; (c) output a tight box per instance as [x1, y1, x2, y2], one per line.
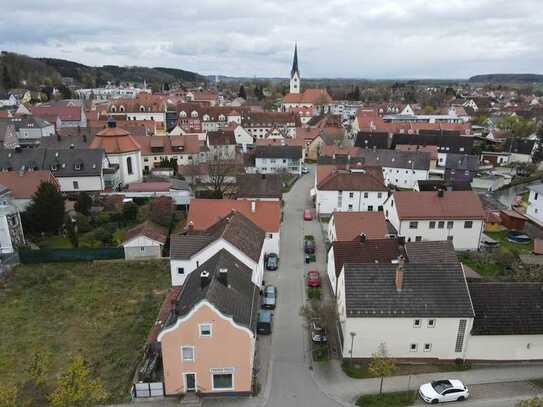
[469, 74, 543, 84]
[0, 51, 205, 92]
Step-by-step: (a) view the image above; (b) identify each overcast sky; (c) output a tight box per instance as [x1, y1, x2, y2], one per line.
[1, 0, 543, 79]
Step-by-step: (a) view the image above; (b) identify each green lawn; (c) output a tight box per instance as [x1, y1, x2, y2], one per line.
[460, 253, 504, 277]
[356, 391, 417, 407]
[0, 259, 170, 405]
[486, 231, 533, 254]
[343, 360, 471, 379]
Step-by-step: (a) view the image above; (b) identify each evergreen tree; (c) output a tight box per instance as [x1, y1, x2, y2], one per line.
[25, 182, 65, 235]
[238, 85, 247, 99]
[74, 192, 92, 216]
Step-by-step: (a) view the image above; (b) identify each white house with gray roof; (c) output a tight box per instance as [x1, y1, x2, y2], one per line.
[336, 261, 474, 360]
[169, 211, 265, 287]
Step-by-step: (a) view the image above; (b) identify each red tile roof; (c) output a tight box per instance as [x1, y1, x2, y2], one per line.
[392, 191, 486, 220]
[123, 221, 168, 245]
[317, 165, 385, 191]
[187, 199, 281, 232]
[332, 211, 388, 241]
[32, 105, 81, 121]
[90, 126, 141, 153]
[283, 88, 333, 104]
[147, 286, 182, 343]
[396, 144, 438, 160]
[0, 170, 58, 199]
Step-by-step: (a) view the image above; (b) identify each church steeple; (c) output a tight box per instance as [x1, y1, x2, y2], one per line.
[289, 43, 301, 94]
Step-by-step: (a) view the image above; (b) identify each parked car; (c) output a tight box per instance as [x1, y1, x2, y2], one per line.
[266, 253, 279, 271]
[257, 310, 273, 335]
[262, 285, 277, 310]
[302, 166, 309, 174]
[311, 320, 328, 343]
[419, 379, 470, 404]
[303, 209, 313, 221]
[307, 270, 321, 288]
[304, 239, 315, 254]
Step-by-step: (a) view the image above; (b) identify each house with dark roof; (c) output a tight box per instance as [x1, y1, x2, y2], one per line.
[158, 249, 259, 395]
[121, 221, 168, 259]
[504, 138, 536, 163]
[236, 174, 282, 201]
[169, 210, 265, 286]
[327, 236, 403, 294]
[466, 283, 543, 361]
[254, 145, 303, 175]
[9, 116, 55, 146]
[336, 260, 474, 360]
[315, 165, 387, 215]
[444, 154, 479, 184]
[0, 148, 106, 193]
[318, 149, 431, 189]
[384, 190, 485, 250]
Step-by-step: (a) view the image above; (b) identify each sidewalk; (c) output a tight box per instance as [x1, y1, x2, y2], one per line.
[312, 359, 543, 404]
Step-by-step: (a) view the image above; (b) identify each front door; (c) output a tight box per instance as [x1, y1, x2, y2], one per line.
[185, 373, 196, 392]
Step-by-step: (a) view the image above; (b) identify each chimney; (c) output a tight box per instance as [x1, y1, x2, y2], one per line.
[395, 256, 405, 293]
[437, 189, 444, 198]
[251, 200, 256, 213]
[218, 268, 228, 286]
[200, 270, 210, 289]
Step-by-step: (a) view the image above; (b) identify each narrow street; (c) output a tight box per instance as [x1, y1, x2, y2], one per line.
[260, 166, 344, 407]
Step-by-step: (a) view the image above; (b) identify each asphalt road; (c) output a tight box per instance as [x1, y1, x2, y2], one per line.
[260, 167, 345, 407]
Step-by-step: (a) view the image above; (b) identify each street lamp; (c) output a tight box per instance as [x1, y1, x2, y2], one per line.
[349, 331, 357, 365]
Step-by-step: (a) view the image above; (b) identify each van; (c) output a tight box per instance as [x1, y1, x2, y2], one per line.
[257, 310, 273, 335]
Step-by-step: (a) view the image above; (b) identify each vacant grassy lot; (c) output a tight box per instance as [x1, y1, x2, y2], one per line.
[0, 259, 170, 404]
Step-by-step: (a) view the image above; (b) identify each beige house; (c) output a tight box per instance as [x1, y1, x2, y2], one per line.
[158, 249, 259, 396]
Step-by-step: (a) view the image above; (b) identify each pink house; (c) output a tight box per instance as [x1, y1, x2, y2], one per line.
[158, 249, 259, 396]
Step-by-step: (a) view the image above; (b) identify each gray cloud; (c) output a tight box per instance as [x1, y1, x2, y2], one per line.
[1, 0, 542, 78]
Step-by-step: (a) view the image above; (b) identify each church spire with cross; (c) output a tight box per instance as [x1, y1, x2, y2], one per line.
[289, 43, 301, 94]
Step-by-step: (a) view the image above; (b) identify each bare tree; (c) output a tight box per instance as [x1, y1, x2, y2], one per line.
[299, 299, 338, 329]
[207, 152, 243, 198]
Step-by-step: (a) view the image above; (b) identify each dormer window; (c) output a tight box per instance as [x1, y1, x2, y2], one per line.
[119, 106, 125, 113]
[219, 114, 225, 121]
[191, 111, 198, 118]
[111, 106, 117, 113]
[51, 165, 58, 171]
[179, 111, 187, 118]
[74, 163, 82, 171]
[203, 114, 210, 121]
[140, 106, 145, 112]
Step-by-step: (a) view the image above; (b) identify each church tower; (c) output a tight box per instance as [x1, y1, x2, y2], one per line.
[289, 43, 301, 94]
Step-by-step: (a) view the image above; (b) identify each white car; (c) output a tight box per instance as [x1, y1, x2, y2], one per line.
[418, 379, 470, 404]
[301, 166, 309, 174]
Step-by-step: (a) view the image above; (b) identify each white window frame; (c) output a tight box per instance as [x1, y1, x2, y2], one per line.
[413, 319, 421, 328]
[428, 319, 436, 328]
[410, 343, 418, 352]
[423, 343, 432, 352]
[199, 323, 212, 337]
[181, 346, 195, 362]
[177, 267, 184, 275]
[210, 370, 235, 391]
